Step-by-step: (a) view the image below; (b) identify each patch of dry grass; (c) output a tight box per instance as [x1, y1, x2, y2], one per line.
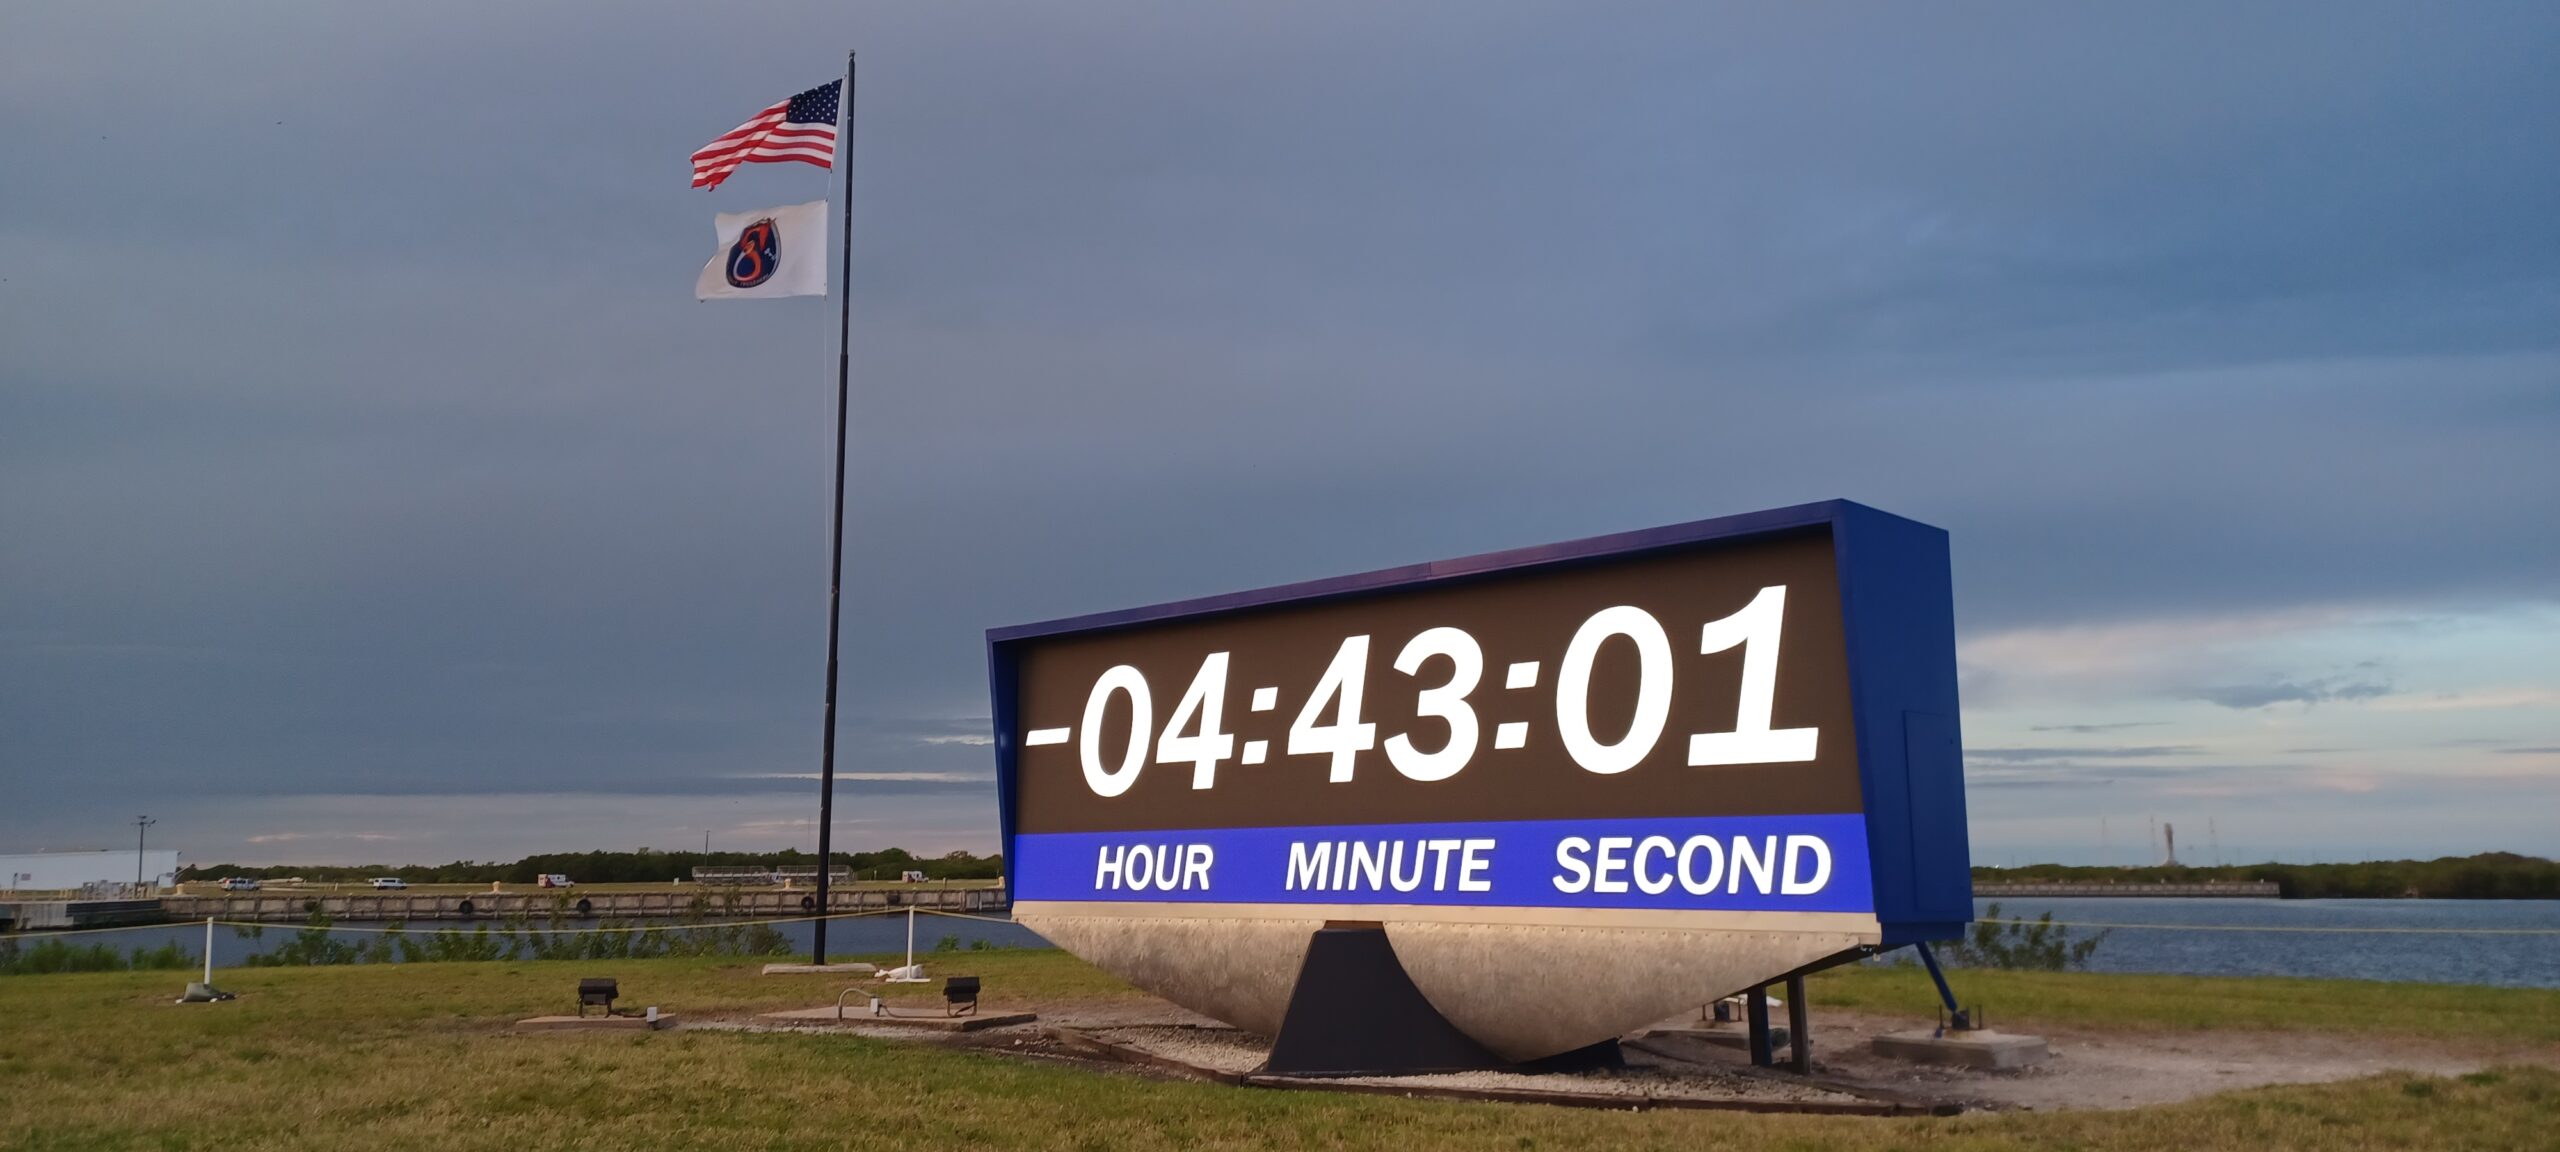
[3, 953, 2555, 1151]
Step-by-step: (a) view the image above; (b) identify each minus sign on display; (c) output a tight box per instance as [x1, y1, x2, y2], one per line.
[1025, 727, 1071, 746]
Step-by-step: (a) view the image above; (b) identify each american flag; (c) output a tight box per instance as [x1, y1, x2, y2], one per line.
[690, 81, 841, 190]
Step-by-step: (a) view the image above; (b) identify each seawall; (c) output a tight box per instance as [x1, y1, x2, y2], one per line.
[159, 886, 1007, 923]
[1972, 881, 2282, 898]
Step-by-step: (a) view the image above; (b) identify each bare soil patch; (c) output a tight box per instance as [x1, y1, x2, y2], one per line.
[704, 990, 2559, 1114]
[1792, 1007, 2560, 1112]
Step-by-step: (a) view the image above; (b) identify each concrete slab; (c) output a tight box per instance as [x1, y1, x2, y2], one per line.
[760, 962, 878, 975]
[1638, 1024, 1788, 1053]
[514, 1015, 674, 1032]
[1871, 1028, 2049, 1069]
[757, 1006, 1036, 1032]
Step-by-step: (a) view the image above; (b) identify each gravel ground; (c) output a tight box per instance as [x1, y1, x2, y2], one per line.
[1311, 1062, 1865, 1104]
[688, 1018, 945, 1041]
[695, 994, 2560, 1113]
[1082, 1025, 1268, 1074]
[1029, 998, 1231, 1031]
[1083, 1024, 1876, 1105]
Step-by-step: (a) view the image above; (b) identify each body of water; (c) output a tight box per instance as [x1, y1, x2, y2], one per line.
[1967, 897, 2560, 988]
[12, 899, 2557, 989]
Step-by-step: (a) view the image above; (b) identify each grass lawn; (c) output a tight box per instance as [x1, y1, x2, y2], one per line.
[2, 950, 2554, 1151]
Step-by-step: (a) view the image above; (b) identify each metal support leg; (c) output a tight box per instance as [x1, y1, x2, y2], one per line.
[1913, 941, 1972, 1030]
[1786, 974, 1811, 1073]
[1914, 941, 1960, 1014]
[1745, 985, 1773, 1067]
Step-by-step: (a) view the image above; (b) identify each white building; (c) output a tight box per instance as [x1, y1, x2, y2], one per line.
[0, 850, 183, 892]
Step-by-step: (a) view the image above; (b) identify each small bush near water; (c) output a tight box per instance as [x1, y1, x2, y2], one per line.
[0, 937, 192, 976]
[1939, 902, 2111, 970]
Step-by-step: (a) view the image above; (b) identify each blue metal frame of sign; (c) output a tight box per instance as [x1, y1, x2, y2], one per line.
[987, 499, 1969, 945]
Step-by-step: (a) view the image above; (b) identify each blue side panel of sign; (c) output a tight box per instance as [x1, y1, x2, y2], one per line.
[988, 639, 1024, 897]
[1015, 814, 1873, 914]
[1831, 504, 1971, 944]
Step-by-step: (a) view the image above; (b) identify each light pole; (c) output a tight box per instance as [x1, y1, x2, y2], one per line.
[135, 816, 158, 889]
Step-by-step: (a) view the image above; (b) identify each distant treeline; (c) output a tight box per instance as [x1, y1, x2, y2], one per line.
[1973, 852, 2560, 900]
[178, 847, 1005, 885]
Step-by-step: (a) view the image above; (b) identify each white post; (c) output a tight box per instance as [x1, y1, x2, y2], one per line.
[905, 905, 916, 971]
[202, 916, 214, 985]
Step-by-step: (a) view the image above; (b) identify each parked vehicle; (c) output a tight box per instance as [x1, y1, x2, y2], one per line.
[899, 870, 927, 883]
[218, 877, 260, 892]
[369, 877, 409, 890]
[537, 874, 574, 888]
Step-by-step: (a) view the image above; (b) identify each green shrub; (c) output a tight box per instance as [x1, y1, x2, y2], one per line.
[0, 937, 196, 975]
[1941, 902, 2110, 970]
[236, 907, 791, 968]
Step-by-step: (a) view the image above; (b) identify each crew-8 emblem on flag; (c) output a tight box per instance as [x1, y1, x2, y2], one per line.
[696, 200, 827, 300]
[727, 218, 780, 288]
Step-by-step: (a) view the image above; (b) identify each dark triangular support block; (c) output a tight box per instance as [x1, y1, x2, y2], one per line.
[1518, 1037, 1624, 1073]
[1262, 923, 1506, 1077]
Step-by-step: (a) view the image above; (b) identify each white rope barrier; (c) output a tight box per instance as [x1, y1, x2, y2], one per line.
[913, 907, 1024, 926]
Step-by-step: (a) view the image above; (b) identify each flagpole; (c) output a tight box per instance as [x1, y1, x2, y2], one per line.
[812, 49, 856, 966]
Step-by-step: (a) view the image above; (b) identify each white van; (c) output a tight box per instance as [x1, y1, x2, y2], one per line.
[369, 877, 409, 890]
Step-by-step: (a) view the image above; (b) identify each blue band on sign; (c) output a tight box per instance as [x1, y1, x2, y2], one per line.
[1013, 814, 1873, 914]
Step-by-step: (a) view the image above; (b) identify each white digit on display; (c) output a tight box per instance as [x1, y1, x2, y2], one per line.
[1289, 635, 1378, 782]
[1555, 605, 1674, 775]
[1157, 652, 1237, 789]
[1384, 626, 1483, 782]
[1689, 585, 1820, 765]
[1078, 664, 1153, 798]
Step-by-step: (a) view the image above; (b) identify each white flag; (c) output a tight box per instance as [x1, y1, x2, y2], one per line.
[695, 200, 828, 300]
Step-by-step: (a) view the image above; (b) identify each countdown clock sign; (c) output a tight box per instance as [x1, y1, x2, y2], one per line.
[990, 500, 1970, 942]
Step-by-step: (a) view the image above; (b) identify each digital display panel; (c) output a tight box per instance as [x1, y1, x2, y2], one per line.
[991, 504, 1969, 925]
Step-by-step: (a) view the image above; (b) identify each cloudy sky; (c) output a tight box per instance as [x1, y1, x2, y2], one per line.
[4, 3, 2554, 867]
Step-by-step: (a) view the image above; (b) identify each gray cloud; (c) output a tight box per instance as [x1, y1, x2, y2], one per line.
[726, 775, 994, 799]
[1969, 745, 2202, 763]
[2028, 721, 2167, 734]
[1968, 764, 2233, 789]
[1967, 761, 2305, 790]
[3, 1, 2557, 860]
[1965, 776, 2109, 791]
[2184, 678, 2395, 710]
